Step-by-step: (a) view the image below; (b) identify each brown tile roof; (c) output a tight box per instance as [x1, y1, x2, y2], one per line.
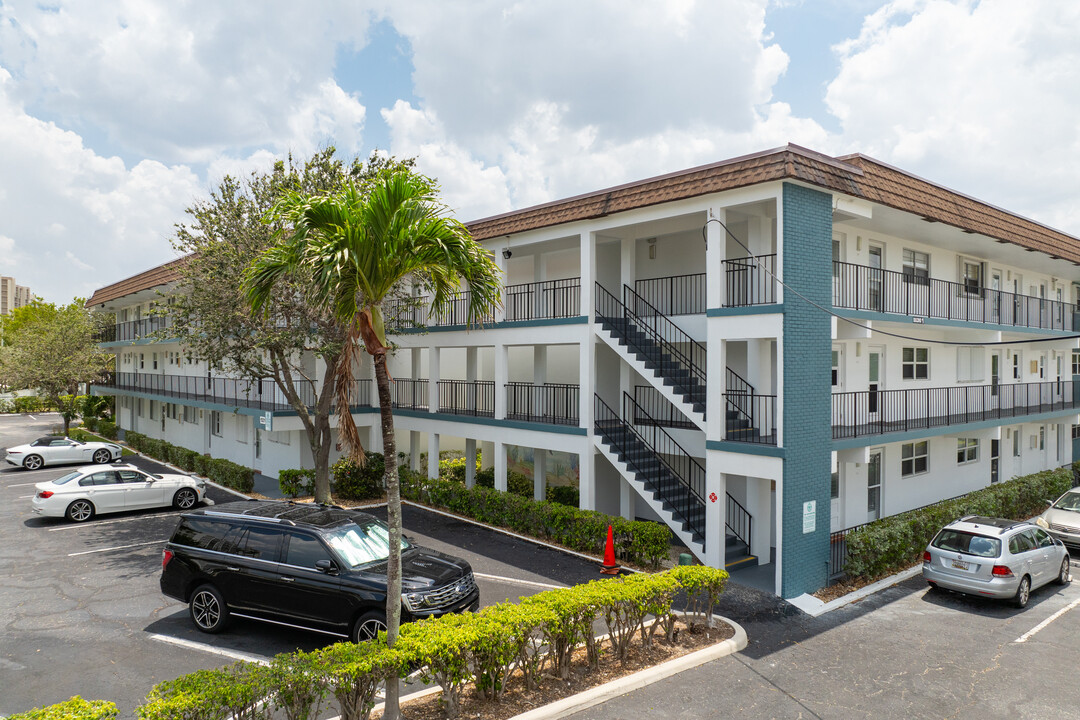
[468, 143, 1080, 265]
[87, 255, 190, 307]
[88, 144, 1080, 305]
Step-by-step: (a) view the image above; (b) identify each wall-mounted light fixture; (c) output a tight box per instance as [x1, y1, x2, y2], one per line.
[647, 237, 657, 260]
[502, 248, 512, 260]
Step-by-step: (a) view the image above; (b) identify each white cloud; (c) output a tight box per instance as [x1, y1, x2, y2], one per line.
[826, 0, 1080, 231]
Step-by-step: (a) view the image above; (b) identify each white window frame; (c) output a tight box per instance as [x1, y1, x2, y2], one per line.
[956, 347, 985, 383]
[210, 411, 222, 437]
[903, 248, 930, 285]
[957, 438, 978, 464]
[902, 347, 929, 380]
[901, 440, 929, 477]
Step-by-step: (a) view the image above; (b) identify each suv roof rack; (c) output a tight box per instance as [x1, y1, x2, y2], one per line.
[200, 508, 298, 526]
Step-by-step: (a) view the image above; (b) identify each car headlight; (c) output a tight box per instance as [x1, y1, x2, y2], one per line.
[401, 591, 434, 612]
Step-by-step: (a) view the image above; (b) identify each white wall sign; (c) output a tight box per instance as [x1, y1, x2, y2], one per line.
[803, 500, 816, 534]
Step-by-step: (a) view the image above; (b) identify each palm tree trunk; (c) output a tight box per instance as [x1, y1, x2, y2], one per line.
[374, 351, 401, 720]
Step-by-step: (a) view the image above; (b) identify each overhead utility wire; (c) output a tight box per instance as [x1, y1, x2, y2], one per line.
[702, 218, 1080, 347]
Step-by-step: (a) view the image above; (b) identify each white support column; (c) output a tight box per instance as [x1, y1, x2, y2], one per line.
[494, 441, 507, 492]
[747, 476, 772, 565]
[428, 346, 440, 415]
[578, 447, 595, 511]
[533, 251, 547, 319]
[427, 432, 440, 480]
[580, 231, 596, 320]
[410, 430, 421, 471]
[706, 327, 727, 443]
[579, 330, 595, 431]
[465, 438, 477, 488]
[704, 463, 728, 569]
[620, 236, 636, 295]
[533, 449, 546, 501]
[494, 343, 508, 419]
[619, 477, 634, 521]
[706, 207, 726, 310]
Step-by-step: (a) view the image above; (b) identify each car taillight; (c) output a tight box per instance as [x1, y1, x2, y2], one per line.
[923, 551, 931, 563]
[162, 549, 173, 570]
[37, 490, 53, 499]
[992, 565, 1014, 577]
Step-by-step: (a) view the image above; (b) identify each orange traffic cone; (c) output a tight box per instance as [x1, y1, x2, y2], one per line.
[600, 524, 620, 575]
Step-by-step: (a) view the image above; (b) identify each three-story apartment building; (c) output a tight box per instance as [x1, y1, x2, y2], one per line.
[88, 144, 1080, 598]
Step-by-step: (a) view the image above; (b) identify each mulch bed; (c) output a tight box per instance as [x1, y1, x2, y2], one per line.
[813, 562, 920, 604]
[377, 618, 734, 720]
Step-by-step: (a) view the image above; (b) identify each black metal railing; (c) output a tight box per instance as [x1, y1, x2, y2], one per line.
[833, 261, 1075, 331]
[504, 278, 581, 321]
[506, 382, 579, 425]
[95, 371, 371, 412]
[723, 254, 777, 307]
[634, 273, 706, 316]
[832, 380, 1078, 440]
[727, 494, 753, 555]
[724, 367, 756, 422]
[595, 394, 707, 544]
[610, 283, 707, 389]
[436, 380, 495, 417]
[384, 289, 498, 330]
[391, 378, 429, 411]
[94, 315, 175, 343]
[631, 385, 697, 430]
[724, 392, 777, 445]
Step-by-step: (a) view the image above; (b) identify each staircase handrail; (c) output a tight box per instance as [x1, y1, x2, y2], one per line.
[621, 284, 707, 387]
[620, 391, 706, 503]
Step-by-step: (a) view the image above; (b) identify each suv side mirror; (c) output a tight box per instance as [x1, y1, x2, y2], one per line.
[315, 559, 338, 575]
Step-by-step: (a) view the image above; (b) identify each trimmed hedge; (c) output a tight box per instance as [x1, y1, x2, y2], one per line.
[277, 454, 387, 499]
[844, 464, 1078, 579]
[6, 696, 117, 720]
[279, 468, 317, 497]
[135, 566, 728, 720]
[96, 420, 117, 440]
[401, 475, 671, 569]
[124, 431, 255, 493]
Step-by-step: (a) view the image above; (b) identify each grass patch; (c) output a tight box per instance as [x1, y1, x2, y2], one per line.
[67, 428, 136, 456]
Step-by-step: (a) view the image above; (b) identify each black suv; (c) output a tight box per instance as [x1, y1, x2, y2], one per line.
[160, 500, 478, 642]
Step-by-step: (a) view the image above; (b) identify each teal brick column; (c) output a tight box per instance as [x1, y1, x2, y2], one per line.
[781, 182, 833, 597]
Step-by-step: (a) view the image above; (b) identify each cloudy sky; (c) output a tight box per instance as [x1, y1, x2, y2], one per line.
[2, 0, 1079, 304]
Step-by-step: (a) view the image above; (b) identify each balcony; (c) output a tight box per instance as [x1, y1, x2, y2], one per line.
[833, 261, 1076, 331]
[392, 378, 580, 426]
[507, 382, 580, 425]
[633, 274, 706, 316]
[94, 315, 174, 343]
[631, 256, 779, 315]
[387, 278, 582, 330]
[724, 392, 777, 445]
[832, 380, 1079, 441]
[437, 379, 495, 418]
[94, 371, 372, 413]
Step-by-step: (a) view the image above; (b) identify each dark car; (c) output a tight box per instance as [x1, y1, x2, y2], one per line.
[160, 500, 478, 642]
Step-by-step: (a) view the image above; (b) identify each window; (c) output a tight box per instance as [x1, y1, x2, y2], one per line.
[210, 411, 222, 437]
[152, 352, 158, 370]
[902, 347, 929, 380]
[1073, 351, 1080, 377]
[1009, 531, 1036, 555]
[284, 532, 333, 570]
[831, 350, 840, 387]
[957, 438, 978, 464]
[901, 441, 928, 476]
[1072, 424, 1080, 440]
[268, 431, 291, 446]
[139, 353, 145, 370]
[903, 249, 929, 285]
[1039, 425, 1045, 450]
[832, 238, 841, 278]
[182, 406, 196, 424]
[136, 398, 143, 418]
[956, 347, 985, 383]
[1013, 352, 1022, 380]
[236, 527, 283, 561]
[149, 401, 157, 421]
[1013, 428, 1022, 457]
[166, 403, 178, 420]
[961, 258, 983, 294]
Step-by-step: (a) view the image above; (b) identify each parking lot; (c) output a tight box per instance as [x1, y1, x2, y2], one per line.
[0, 415, 600, 716]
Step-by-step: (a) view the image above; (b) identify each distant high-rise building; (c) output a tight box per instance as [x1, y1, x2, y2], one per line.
[0, 276, 33, 315]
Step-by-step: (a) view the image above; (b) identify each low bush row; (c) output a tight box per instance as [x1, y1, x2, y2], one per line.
[0, 396, 56, 414]
[844, 463, 1078, 579]
[124, 431, 255, 493]
[279, 455, 386, 500]
[14, 566, 727, 720]
[401, 475, 671, 569]
[4, 696, 117, 720]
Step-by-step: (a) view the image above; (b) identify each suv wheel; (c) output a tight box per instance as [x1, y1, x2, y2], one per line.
[1056, 557, 1071, 586]
[190, 584, 229, 633]
[1013, 576, 1031, 609]
[352, 610, 387, 643]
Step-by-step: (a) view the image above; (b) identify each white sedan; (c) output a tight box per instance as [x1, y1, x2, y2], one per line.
[4, 436, 123, 470]
[32, 464, 207, 522]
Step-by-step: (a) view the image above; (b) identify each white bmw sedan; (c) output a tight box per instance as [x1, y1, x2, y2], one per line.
[32, 464, 207, 522]
[4, 436, 122, 470]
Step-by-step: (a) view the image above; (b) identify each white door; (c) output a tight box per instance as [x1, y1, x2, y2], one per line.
[868, 244, 884, 312]
[867, 449, 883, 522]
[83, 471, 126, 512]
[991, 269, 1003, 323]
[868, 347, 885, 422]
[119, 468, 166, 509]
[830, 454, 841, 531]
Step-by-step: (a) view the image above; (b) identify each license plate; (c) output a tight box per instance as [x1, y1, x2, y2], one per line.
[951, 559, 970, 570]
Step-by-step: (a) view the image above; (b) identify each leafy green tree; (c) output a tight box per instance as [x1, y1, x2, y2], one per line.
[167, 149, 415, 503]
[0, 300, 59, 348]
[244, 168, 501, 720]
[0, 300, 112, 434]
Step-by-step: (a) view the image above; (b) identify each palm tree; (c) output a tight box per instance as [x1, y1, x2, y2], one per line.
[243, 168, 501, 720]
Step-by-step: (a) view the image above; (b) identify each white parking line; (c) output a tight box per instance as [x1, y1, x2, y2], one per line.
[18, 495, 34, 499]
[4, 481, 45, 488]
[473, 572, 565, 590]
[67, 539, 166, 556]
[48, 512, 178, 531]
[148, 634, 270, 665]
[1014, 595, 1080, 643]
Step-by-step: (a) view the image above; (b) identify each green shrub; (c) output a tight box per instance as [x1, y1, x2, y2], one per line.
[267, 650, 327, 720]
[96, 420, 117, 440]
[474, 467, 495, 488]
[279, 468, 317, 497]
[402, 478, 670, 568]
[506, 471, 533, 498]
[82, 416, 99, 432]
[439, 454, 482, 483]
[667, 565, 729, 628]
[546, 485, 579, 507]
[12, 396, 46, 413]
[6, 696, 117, 720]
[312, 640, 401, 720]
[139, 663, 268, 720]
[332, 454, 384, 500]
[844, 466, 1077, 579]
[192, 453, 213, 477]
[124, 431, 146, 451]
[206, 457, 255, 493]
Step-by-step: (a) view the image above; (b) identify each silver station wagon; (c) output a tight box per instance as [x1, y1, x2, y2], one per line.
[922, 516, 1070, 608]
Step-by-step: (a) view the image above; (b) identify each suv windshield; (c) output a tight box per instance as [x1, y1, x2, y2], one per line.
[323, 520, 409, 567]
[932, 529, 1001, 558]
[1051, 491, 1080, 512]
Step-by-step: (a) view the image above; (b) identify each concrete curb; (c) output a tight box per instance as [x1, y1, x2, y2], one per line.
[506, 615, 747, 720]
[788, 565, 923, 617]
